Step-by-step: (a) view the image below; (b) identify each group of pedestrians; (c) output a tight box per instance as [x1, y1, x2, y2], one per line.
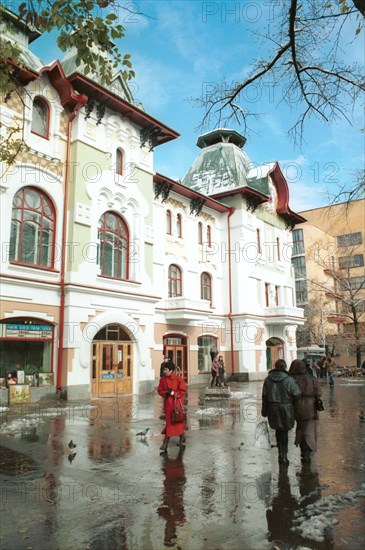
[262, 358, 322, 466]
[210, 354, 229, 387]
[156, 352, 324, 461]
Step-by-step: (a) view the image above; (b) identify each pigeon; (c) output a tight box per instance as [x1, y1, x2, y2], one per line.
[136, 428, 150, 438]
[68, 452, 77, 463]
[68, 440, 77, 451]
[359, 410, 365, 422]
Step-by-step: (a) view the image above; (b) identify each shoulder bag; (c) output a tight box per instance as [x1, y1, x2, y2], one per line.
[171, 396, 187, 424]
[313, 380, 324, 411]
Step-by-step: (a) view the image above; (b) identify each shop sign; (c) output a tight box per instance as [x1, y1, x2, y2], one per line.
[1, 323, 53, 340]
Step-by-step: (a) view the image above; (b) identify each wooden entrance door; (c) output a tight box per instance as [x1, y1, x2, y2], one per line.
[266, 344, 284, 370]
[91, 342, 133, 397]
[165, 345, 187, 382]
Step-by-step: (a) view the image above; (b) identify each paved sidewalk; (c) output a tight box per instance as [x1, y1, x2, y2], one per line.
[0, 379, 364, 550]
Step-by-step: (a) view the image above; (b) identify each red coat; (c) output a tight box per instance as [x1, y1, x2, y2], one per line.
[158, 373, 187, 437]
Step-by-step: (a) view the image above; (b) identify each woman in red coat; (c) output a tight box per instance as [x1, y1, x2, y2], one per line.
[157, 361, 187, 451]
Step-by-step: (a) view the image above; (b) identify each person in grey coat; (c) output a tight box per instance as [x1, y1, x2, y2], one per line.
[262, 359, 301, 465]
[289, 359, 322, 462]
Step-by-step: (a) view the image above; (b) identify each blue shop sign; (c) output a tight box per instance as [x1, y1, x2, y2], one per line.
[102, 373, 115, 379]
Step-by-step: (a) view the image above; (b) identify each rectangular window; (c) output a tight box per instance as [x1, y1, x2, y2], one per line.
[275, 286, 279, 306]
[257, 228, 261, 254]
[265, 283, 270, 307]
[349, 276, 365, 290]
[292, 229, 305, 256]
[338, 254, 364, 269]
[295, 280, 308, 304]
[337, 232, 362, 247]
[292, 256, 307, 277]
[276, 238, 281, 261]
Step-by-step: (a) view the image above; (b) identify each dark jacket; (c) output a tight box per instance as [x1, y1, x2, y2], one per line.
[261, 370, 301, 430]
[290, 373, 322, 421]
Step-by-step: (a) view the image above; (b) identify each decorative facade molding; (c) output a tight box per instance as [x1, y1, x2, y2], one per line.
[140, 125, 164, 151]
[165, 198, 186, 211]
[190, 197, 205, 216]
[154, 180, 173, 203]
[246, 195, 262, 213]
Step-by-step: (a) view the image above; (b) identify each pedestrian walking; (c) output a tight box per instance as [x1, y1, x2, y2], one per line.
[160, 356, 169, 378]
[217, 355, 229, 387]
[323, 355, 336, 386]
[310, 358, 318, 378]
[159, 356, 171, 420]
[319, 356, 327, 379]
[158, 361, 187, 451]
[261, 359, 301, 465]
[289, 359, 322, 462]
[210, 357, 221, 387]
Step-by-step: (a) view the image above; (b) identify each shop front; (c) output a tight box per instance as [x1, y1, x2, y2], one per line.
[91, 323, 134, 398]
[0, 318, 54, 381]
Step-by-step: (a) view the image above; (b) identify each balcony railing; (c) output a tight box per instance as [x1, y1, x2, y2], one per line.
[162, 297, 214, 320]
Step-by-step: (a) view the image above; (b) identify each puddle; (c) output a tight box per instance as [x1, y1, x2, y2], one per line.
[0, 445, 40, 476]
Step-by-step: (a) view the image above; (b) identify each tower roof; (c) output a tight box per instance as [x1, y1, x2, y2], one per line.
[182, 129, 269, 196]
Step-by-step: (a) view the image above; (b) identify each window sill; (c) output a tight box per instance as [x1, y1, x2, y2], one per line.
[9, 262, 59, 274]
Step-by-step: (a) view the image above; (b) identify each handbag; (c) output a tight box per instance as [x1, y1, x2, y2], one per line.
[312, 379, 324, 411]
[315, 395, 325, 411]
[171, 396, 187, 424]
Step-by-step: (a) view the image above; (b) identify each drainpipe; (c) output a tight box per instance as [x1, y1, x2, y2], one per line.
[227, 207, 235, 375]
[56, 104, 84, 393]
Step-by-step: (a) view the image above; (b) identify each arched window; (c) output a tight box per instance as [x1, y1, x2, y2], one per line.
[168, 264, 182, 297]
[116, 148, 123, 175]
[10, 187, 55, 268]
[207, 225, 212, 247]
[31, 97, 49, 139]
[201, 272, 212, 302]
[198, 335, 218, 372]
[198, 222, 203, 244]
[98, 212, 129, 279]
[166, 210, 172, 235]
[177, 213, 182, 238]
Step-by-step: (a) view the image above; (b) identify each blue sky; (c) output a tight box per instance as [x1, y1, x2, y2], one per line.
[23, 0, 365, 212]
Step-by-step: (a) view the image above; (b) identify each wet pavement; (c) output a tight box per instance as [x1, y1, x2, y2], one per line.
[0, 378, 364, 550]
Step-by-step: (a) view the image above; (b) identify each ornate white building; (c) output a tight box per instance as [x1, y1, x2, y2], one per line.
[0, 9, 305, 401]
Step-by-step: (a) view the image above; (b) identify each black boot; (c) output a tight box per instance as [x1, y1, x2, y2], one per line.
[177, 434, 186, 447]
[160, 436, 170, 451]
[279, 452, 289, 465]
[300, 441, 311, 462]
[278, 443, 289, 465]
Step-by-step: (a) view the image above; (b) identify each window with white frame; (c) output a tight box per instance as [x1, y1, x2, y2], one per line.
[31, 97, 50, 139]
[10, 186, 55, 268]
[98, 211, 129, 279]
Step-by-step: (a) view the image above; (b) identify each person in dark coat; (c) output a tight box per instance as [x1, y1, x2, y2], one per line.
[160, 356, 169, 378]
[210, 357, 221, 387]
[289, 359, 322, 462]
[261, 359, 301, 465]
[217, 355, 229, 387]
[158, 361, 187, 451]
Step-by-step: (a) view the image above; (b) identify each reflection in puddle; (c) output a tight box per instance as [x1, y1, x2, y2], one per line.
[0, 445, 39, 476]
[158, 447, 186, 547]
